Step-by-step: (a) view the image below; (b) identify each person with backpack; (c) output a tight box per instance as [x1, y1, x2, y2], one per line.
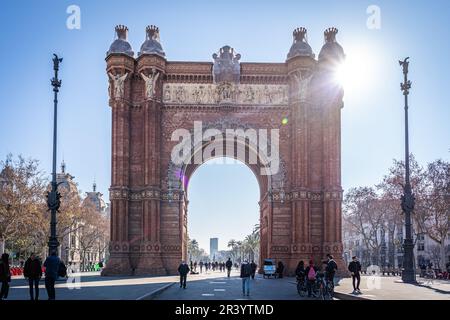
[23, 253, 42, 300]
[240, 260, 252, 296]
[305, 260, 318, 298]
[43, 251, 60, 300]
[348, 256, 362, 294]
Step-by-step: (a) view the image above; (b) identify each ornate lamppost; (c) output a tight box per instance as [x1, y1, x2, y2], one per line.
[399, 57, 416, 283]
[47, 54, 63, 256]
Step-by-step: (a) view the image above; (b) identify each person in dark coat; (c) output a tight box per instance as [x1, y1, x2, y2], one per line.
[225, 258, 233, 278]
[276, 261, 284, 278]
[178, 261, 190, 289]
[24, 253, 43, 300]
[295, 260, 306, 278]
[348, 256, 362, 294]
[240, 260, 252, 296]
[250, 260, 257, 279]
[325, 254, 338, 286]
[0, 253, 11, 300]
[43, 251, 60, 300]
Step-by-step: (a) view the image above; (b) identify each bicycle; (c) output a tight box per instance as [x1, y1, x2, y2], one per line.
[296, 275, 307, 297]
[313, 272, 334, 300]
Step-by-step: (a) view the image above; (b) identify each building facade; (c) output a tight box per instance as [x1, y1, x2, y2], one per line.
[343, 222, 450, 270]
[102, 25, 345, 276]
[56, 162, 109, 270]
[210, 238, 218, 259]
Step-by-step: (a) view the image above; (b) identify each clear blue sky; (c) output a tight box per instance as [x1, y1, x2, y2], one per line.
[1, 1, 449, 252]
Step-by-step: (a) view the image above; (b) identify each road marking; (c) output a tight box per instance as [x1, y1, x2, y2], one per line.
[210, 281, 226, 284]
[202, 293, 215, 296]
[214, 289, 226, 291]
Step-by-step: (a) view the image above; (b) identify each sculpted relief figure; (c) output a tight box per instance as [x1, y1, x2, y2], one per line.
[175, 86, 186, 103]
[162, 83, 288, 105]
[163, 86, 172, 102]
[192, 86, 205, 104]
[217, 83, 234, 103]
[108, 72, 128, 99]
[264, 85, 274, 104]
[243, 86, 255, 103]
[141, 69, 160, 99]
[292, 71, 313, 101]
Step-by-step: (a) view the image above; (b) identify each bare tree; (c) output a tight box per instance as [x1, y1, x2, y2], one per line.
[0, 155, 47, 256]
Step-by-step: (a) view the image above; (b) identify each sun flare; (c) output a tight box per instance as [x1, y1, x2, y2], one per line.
[333, 47, 376, 93]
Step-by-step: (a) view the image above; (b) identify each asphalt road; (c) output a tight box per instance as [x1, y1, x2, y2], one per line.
[154, 270, 306, 300]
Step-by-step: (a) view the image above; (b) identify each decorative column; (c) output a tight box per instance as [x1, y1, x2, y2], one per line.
[128, 25, 168, 275]
[317, 27, 345, 269]
[286, 27, 316, 269]
[102, 25, 135, 275]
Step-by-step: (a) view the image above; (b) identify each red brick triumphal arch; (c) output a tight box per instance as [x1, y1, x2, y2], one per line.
[102, 25, 345, 276]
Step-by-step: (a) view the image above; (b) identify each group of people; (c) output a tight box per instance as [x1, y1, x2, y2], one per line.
[191, 260, 229, 274]
[294, 254, 339, 298]
[0, 251, 69, 300]
[419, 261, 450, 280]
[239, 260, 258, 296]
[178, 258, 258, 295]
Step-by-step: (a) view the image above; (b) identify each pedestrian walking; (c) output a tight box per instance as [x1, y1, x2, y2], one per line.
[276, 261, 284, 278]
[240, 260, 252, 296]
[250, 260, 257, 279]
[348, 256, 362, 294]
[0, 253, 11, 300]
[199, 261, 203, 273]
[178, 260, 190, 289]
[43, 250, 60, 300]
[326, 254, 338, 286]
[226, 258, 233, 278]
[24, 253, 42, 300]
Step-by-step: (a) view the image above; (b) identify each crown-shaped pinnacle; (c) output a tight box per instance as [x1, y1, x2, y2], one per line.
[146, 25, 160, 40]
[324, 27, 338, 43]
[293, 27, 307, 42]
[115, 25, 129, 40]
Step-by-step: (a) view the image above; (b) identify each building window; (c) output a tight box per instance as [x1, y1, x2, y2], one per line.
[418, 243, 425, 251]
[417, 234, 425, 241]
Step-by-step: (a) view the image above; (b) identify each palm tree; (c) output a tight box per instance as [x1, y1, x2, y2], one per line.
[227, 239, 239, 262]
[187, 238, 200, 261]
[244, 233, 259, 261]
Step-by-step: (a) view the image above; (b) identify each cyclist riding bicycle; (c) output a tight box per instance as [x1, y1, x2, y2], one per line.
[316, 261, 334, 299]
[295, 261, 306, 295]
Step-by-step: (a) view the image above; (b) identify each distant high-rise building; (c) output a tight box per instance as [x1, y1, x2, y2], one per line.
[210, 238, 218, 259]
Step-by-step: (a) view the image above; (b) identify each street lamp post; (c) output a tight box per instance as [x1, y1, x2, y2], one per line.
[399, 57, 416, 283]
[47, 54, 63, 256]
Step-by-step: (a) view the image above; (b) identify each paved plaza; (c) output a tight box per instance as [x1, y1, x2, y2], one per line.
[335, 275, 450, 300]
[154, 270, 305, 300]
[5, 269, 450, 300]
[6, 272, 176, 300]
[5, 269, 307, 300]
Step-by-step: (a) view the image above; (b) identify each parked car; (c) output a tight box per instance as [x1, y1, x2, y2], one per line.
[263, 259, 276, 278]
